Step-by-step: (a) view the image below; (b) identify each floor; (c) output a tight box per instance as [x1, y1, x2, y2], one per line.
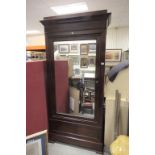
[48, 143, 110, 155]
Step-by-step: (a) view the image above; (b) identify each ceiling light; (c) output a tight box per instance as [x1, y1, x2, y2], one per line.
[26, 30, 41, 35]
[51, 2, 88, 15]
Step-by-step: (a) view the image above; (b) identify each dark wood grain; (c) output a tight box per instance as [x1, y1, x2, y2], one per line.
[49, 132, 103, 153]
[41, 10, 111, 153]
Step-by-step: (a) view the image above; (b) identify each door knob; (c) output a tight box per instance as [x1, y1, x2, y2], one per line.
[96, 80, 99, 84]
[101, 62, 104, 66]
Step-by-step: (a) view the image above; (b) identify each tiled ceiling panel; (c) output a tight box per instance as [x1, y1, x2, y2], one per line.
[26, 0, 129, 34]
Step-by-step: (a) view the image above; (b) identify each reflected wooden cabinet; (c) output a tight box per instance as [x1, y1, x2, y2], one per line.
[41, 10, 111, 153]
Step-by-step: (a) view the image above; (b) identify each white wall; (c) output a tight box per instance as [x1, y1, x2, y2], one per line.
[106, 27, 129, 51]
[26, 27, 129, 51]
[105, 68, 129, 99]
[104, 68, 129, 147]
[26, 34, 45, 46]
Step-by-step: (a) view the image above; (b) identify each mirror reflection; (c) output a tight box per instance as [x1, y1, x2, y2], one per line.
[54, 40, 96, 119]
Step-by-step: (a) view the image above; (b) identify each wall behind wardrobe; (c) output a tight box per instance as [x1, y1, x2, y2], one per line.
[104, 27, 129, 147]
[26, 26, 129, 51]
[106, 26, 129, 51]
[26, 34, 45, 46]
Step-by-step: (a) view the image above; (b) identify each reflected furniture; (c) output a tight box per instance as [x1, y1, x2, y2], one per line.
[55, 60, 69, 113]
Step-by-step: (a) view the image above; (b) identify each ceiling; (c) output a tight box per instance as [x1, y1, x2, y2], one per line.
[26, 0, 129, 35]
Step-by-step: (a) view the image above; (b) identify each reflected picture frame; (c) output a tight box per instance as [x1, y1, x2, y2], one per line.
[80, 57, 88, 68]
[70, 44, 79, 53]
[105, 49, 122, 62]
[89, 43, 96, 53]
[89, 56, 96, 67]
[69, 55, 80, 65]
[59, 44, 70, 54]
[80, 44, 88, 55]
[74, 68, 81, 76]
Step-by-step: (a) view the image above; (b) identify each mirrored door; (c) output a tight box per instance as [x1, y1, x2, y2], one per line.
[53, 40, 96, 119]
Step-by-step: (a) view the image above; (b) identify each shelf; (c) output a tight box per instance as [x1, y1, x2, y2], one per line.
[26, 45, 46, 51]
[68, 53, 80, 56]
[105, 62, 120, 67]
[80, 67, 95, 71]
[27, 59, 46, 62]
[88, 53, 96, 56]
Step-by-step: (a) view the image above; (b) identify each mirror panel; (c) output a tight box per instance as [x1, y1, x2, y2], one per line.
[54, 40, 96, 119]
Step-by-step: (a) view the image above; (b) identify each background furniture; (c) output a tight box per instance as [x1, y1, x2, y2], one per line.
[104, 68, 129, 147]
[26, 45, 46, 61]
[26, 61, 47, 136]
[69, 87, 80, 114]
[55, 60, 69, 113]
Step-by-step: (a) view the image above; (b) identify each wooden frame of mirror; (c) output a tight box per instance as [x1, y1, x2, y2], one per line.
[41, 10, 111, 153]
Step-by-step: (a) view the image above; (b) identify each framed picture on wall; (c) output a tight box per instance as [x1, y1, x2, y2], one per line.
[80, 44, 89, 55]
[105, 49, 122, 62]
[89, 56, 96, 67]
[70, 44, 79, 53]
[123, 50, 129, 60]
[89, 43, 96, 53]
[59, 44, 70, 54]
[80, 57, 88, 68]
[69, 56, 80, 65]
[26, 130, 48, 155]
[74, 68, 81, 76]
